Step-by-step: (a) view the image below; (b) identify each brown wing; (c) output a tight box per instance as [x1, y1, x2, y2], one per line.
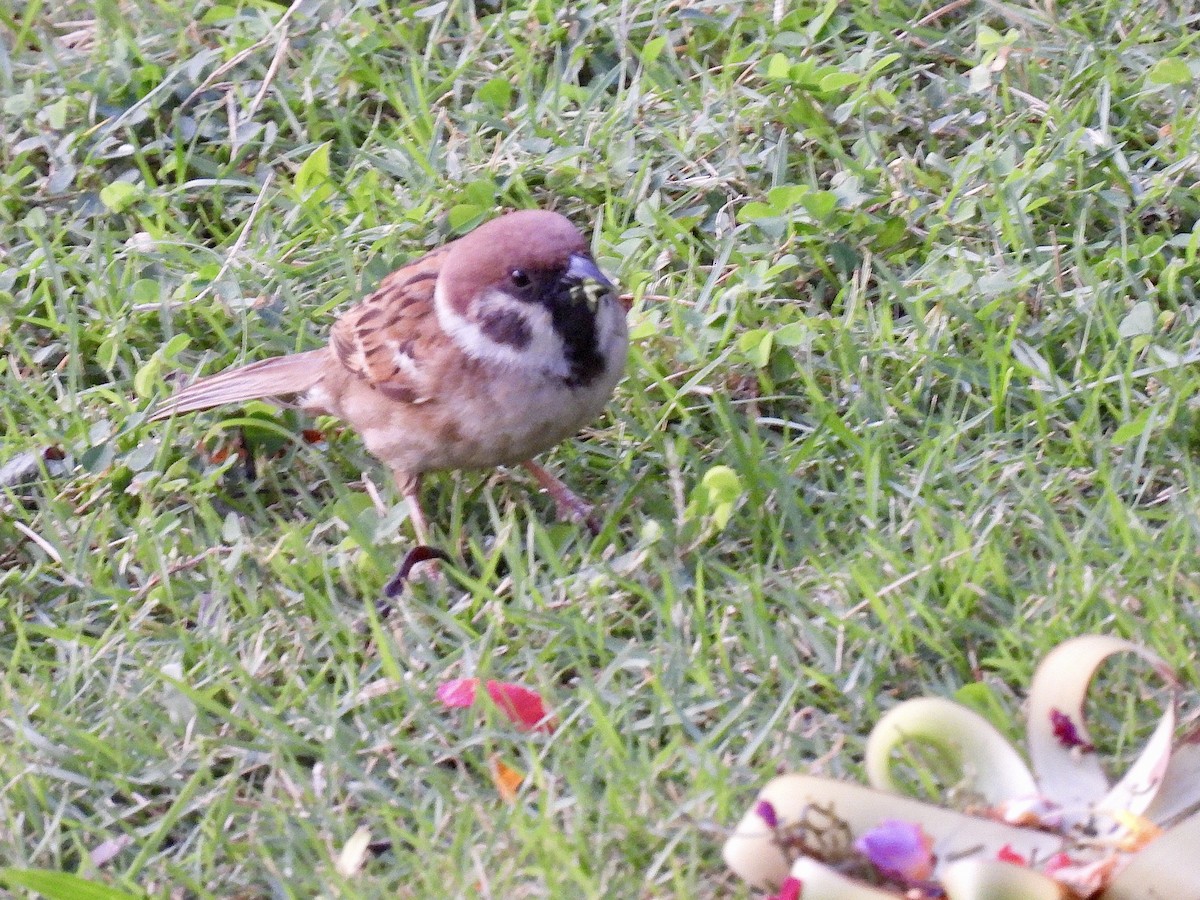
[329, 245, 451, 404]
[149, 349, 327, 421]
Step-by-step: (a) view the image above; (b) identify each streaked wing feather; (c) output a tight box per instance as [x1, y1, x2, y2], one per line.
[330, 246, 448, 404]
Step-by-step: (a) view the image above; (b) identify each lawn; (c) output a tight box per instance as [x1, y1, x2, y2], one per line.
[2, 0, 1199, 897]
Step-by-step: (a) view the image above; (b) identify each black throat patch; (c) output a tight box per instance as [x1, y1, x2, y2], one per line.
[546, 288, 606, 387]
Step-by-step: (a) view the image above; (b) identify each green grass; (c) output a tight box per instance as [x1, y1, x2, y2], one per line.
[3, 0, 1200, 896]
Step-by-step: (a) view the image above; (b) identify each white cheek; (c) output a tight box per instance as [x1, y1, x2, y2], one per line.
[515, 302, 570, 374]
[435, 281, 570, 378]
[597, 299, 629, 364]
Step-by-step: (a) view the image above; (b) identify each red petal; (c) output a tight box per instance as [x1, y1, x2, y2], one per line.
[485, 681, 552, 732]
[996, 844, 1027, 866]
[768, 876, 803, 900]
[436, 678, 480, 708]
[1049, 708, 1095, 751]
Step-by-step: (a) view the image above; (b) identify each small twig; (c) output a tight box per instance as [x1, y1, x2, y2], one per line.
[133, 547, 228, 600]
[873, 546, 976, 601]
[893, 0, 980, 52]
[247, 33, 291, 122]
[183, 40, 273, 106]
[361, 471, 388, 517]
[134, 171, 275, 312]
[56, 20, 97, 51]
[845, 522, 1003, 616]
[182, 0, 305, 108]
[1006, 86, 1051, 117]
[663, 440, 688, 530]
[913, 0, 976, 28]
[225, 89, 239, 153]
[12, 521, 86, 588]
[632, 293, 676, 304]
[1049, 227, 1065, 296]
[13, 521, 62, 564]
[1053, 349, 1200, 401]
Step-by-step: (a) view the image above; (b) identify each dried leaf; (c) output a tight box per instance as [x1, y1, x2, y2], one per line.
[334, 826, 372, 878]
[89, 834, 133, 867]
[355, 678, 402, 704]
[488, 754, 523, 803]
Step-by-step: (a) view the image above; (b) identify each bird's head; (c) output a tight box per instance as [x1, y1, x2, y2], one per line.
[434, 210, 626, 386]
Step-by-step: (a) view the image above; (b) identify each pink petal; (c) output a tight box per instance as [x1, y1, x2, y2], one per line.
[997, 794, 1064, 829]
[485, 680, 552, 732]
[436, 678, 480, 708]
[1045, 855, 1118, 895]
[767, 875, 803, 900]
[854, 819, 935, 882]
[1044, 852, 1075, 875]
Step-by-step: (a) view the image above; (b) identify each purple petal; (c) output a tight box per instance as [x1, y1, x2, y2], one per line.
[755, 799, 779, 829]
[854, 819, 935, 882]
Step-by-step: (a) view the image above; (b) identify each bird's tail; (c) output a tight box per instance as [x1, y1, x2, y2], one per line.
[149, 349, 327, 421]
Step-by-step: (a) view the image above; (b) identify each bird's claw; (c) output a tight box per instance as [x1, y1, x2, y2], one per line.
[380, 545, 450, 606]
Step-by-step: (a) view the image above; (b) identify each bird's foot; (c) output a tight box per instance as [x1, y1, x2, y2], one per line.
[550, 489, 601, 536]
[381, 545, 450, 604]
[521, 460, 602, 535]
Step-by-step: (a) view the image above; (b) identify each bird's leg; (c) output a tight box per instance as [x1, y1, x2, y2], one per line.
[395, 470, 432, 546]
[382, 470, 444, 596]
[521, 460, 601, 535]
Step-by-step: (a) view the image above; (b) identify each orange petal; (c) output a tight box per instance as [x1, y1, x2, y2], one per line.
[1113, 810, 1164, 851]
[488, 754, 524, 803]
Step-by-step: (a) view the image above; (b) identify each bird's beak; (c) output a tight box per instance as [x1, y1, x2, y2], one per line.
[566, 253, 617, 312]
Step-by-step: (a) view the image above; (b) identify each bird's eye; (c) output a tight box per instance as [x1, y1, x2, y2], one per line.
[510, 269, 531, 288]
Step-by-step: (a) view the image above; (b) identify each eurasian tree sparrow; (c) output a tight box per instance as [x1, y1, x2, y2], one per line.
[151, 209, 629, 554]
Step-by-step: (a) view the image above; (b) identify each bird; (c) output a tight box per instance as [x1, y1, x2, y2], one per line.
[150, 209, 629, 563]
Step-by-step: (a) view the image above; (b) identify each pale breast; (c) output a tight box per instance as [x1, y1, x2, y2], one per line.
[320, 349, 623, 474]
[308, 288, 628, 476]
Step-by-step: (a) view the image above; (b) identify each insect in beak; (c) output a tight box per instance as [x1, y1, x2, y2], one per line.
[565, 253, 617, 313]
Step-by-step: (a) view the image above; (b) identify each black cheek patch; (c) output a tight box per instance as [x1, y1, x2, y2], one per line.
[479, 309, 533, 350]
